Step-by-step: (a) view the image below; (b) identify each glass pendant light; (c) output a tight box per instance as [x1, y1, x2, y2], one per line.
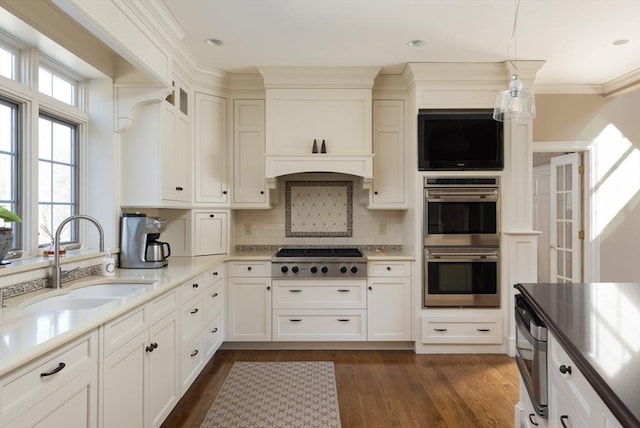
[493, 0, 536, 122]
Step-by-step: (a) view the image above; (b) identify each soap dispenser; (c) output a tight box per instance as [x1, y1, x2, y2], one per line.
[101, 250, 116, 277]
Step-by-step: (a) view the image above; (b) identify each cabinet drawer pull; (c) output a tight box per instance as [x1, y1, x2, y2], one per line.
[247, 266, 252, 271]
[559, 364, 572, 375]
[289, 289, 302, 293]
[213, 271, 218, 276]
[212, 328, 218, 333]
[192, 283, 199, 289]
[40, 362, 66, 378]
[477, 328, 490, 332]
[209, 214, 215, 218]
[434, 328, 448, 332]
[212, 293, 219, 298]
[560, 415, 569, 428]
[260, 190, 264, 195]
[190, 350, 199, 357]
[175, 186, 183, 191]
[289, 318, 302, 322]
[528, 414, 539, 426]
[386, 266, 391, 271]
[190, 308, 199, 314]
[145, 343, 158, 353]
[222, 190, 227, 195]
[337, 289, 350, 293]
[337, 318, 350, 322]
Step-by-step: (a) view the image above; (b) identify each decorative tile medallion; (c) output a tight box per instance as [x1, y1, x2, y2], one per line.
[286, 180, 353, 237]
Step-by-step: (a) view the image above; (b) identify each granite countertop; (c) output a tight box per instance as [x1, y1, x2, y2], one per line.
[515, 282, 640, 428]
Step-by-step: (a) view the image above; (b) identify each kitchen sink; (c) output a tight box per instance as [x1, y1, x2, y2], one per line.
[20, 279, 155, 312]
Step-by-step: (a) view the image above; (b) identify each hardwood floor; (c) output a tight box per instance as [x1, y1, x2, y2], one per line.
[162, 350, 519, 428]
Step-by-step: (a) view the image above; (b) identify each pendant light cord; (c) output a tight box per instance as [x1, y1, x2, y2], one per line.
[507, 0, 521, 73]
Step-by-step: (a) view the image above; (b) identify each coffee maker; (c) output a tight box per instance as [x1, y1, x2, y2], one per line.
[119, 213, 171, 269]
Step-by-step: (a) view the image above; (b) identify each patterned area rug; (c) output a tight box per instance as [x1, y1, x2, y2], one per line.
[200, 361, 342, 428]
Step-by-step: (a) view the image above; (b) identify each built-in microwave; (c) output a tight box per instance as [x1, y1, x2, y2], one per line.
[417, 109, 503, 171]
[424, 177, 500, 247]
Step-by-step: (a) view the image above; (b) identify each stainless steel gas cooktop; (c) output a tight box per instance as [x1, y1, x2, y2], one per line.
[271, 247, 367, 278]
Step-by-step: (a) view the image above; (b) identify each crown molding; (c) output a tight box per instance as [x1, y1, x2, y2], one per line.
[603, 68, 640, 97]
[258, 66, 380, 89]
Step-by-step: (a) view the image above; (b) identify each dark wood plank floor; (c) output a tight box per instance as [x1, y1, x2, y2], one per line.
[162, 349, 518, 428]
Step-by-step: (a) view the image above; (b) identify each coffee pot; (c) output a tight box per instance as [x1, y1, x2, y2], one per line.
[145, 240, 171, 262]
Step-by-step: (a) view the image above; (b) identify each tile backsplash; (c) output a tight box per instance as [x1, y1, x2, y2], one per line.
[286, 180, 352, 237]
[235, 173, 404, 247]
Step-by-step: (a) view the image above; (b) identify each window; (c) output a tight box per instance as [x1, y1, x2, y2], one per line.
[0, 46, 15, 80]
[38, 66, 76, 106]
[38, 115, 78, 246]
[0, 98, 20, 248]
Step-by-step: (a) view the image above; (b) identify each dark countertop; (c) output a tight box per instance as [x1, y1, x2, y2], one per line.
[515, 282, 640, 428]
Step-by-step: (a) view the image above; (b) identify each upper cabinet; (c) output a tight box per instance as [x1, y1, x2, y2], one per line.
[232, 99, 269, 208]
[121, 99, 191, 207]
[369, 100, 407, 209]
[194, 92, 229, 205]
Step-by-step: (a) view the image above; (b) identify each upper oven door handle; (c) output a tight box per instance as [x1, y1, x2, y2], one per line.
[427, 250, 498, 261]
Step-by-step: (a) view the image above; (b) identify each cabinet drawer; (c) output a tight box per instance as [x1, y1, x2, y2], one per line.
[228, 261, 270, 277]
[1, 331, 98, 423]
[180, 334, 206, 394]
[180, 295, 206, 346]
[180, 273, 208, 304]
[103, 306, 146, 356]
[204, 281, 224, 320]
[146, 288, 179, 325]
[421, 316, 502, 344]
[272, 280, 366, 309]
[273, 309, 367, 341]
[368, 261, 411, 277]
[204, 314, 224, 360]
[207, 265, 225, 286]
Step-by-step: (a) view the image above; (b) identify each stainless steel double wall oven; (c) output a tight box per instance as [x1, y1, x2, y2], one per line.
[423, 177, 500, 307]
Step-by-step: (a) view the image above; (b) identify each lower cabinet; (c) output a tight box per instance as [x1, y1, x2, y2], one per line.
[227, 261, 272, 341]
[102, 307, 179, 428]
[367, 261, 412, 341]
[421, 315, 503, 344]
[0, 331, 98, 428]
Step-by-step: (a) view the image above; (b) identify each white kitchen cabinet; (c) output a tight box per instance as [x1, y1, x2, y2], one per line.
[370, 100, 407, 209]
[0, 331, 98, 428]
[193, 210, 228, 255]
[367, 261, 412, 341]
[265, 88, 372, 155]
[515, 373, 547, 428]
[194, 92, 229, 205]
[101, 290, 180, 428]
[421, 315, 503, 344]
[233, 99, 269, 208]
[548, 333, 623, 428]
[227, 261, 272, 341]
[122, 100, 190, 206]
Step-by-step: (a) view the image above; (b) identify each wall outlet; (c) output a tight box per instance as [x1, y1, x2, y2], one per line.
[378, 223, 387, 236]
[244, 223, 253, 236]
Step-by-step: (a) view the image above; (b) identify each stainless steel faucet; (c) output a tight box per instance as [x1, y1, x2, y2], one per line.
[51, 214, 105, 289]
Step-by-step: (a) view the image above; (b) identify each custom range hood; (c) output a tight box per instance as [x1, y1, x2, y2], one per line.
[259, 66, 380, 181]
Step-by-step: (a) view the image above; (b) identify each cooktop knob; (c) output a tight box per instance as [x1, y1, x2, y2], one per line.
[281, 266, 288, 273]
[321, 266, 329, 274]
[351, 266, 358, 274]
[340, 266, 347, 274]
[310, 266, 318, 273]
[291, 266, 299, 274]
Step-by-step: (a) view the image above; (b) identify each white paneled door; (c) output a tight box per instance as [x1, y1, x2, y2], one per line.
[549, 152, 583, 283]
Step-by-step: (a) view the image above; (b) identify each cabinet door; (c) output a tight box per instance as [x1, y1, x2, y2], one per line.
[370, 100, 406, 208]
[194, 92, 228, 204]
[227, 277, 272, 341]
[193, 211, 228, 255]
[5, 368, 98, 428]
[146, 312, 180, 428]
[367, 277, 412, 341]
[233, 99, 268, 207]
[102, 331, 146, 428]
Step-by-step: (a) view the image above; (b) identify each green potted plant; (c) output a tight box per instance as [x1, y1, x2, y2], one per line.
[0, 207, 22, 264]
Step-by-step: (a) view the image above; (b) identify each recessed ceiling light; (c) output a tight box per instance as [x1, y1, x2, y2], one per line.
[205, 38, 224, 46]
[407, 39, 426, 48]
[610, 39, 630, 46]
